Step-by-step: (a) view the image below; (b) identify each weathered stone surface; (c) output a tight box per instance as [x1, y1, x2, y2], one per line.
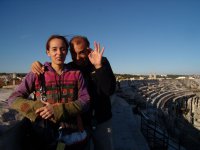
[118, 78, 200, 149]
[0, 88, 23, 135]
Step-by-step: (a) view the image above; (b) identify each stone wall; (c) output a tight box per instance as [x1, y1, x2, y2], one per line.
[118, 79, 200, 149]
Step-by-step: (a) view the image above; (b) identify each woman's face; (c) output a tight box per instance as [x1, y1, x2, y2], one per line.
[46, 38, 67, 66]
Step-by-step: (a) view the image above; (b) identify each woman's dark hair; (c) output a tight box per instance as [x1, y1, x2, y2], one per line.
[46, 35, 69, 51]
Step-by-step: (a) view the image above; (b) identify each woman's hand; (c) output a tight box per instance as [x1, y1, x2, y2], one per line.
[35, 101, 54, 119]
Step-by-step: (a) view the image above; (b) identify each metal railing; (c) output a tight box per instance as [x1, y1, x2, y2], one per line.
[140, 112, 183, 150]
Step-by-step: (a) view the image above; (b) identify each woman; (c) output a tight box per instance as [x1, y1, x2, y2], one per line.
[8, 35, 90, 150]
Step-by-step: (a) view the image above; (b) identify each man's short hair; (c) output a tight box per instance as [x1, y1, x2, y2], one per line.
[70, 36, 90, 48]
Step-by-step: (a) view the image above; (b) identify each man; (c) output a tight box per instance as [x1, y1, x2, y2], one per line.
[31, 35, 116, 150]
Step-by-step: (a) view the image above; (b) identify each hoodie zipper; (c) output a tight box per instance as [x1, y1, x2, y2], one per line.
[55, 73, 63, 103]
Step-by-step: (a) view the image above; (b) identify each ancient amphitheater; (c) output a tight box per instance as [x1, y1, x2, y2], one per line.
[117, 78, 200, 150]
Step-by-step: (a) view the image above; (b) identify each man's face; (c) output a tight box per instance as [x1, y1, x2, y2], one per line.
[70, 38, 90, 66]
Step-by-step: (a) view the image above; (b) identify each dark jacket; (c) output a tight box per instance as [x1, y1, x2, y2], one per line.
[69, 57, 116, 124]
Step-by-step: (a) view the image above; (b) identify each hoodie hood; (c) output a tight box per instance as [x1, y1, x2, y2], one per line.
[44, 62, 72, 73]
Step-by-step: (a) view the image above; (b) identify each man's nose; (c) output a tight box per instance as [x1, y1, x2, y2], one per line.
[76, 55, 80, 60]
[57, 49, 62, 55]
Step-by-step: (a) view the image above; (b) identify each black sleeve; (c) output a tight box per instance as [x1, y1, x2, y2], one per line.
[94, 57, 116, 96]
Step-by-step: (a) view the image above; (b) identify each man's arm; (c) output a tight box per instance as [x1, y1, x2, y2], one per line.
[94, 57, 116, 96]
[88, 42, 116, 96]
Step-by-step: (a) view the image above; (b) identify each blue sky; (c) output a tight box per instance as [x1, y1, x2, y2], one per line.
[0, 0, 200, 75]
